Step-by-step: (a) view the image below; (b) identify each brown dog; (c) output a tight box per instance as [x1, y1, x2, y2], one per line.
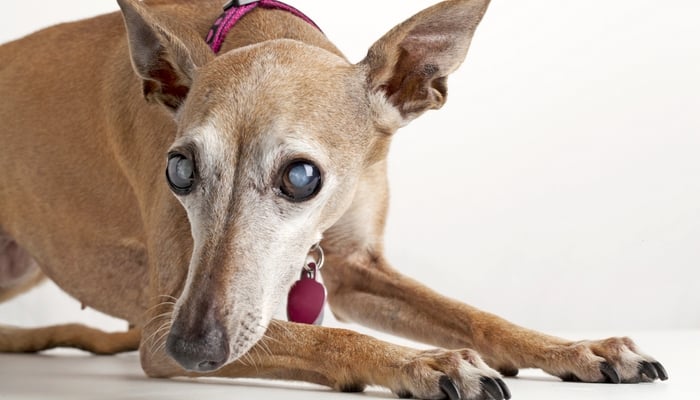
[0, 0, 667, 399]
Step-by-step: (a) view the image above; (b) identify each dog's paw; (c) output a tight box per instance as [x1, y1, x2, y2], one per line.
[389, 348, 510, 400]
[547, 336, 668, 383]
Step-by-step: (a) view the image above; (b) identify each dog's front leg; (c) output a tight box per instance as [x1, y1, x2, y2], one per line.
[137, 227, 510, 398]
[140, 319, 510, 400]
[134, 174, 508, 398]
[322, 250, 667, 384]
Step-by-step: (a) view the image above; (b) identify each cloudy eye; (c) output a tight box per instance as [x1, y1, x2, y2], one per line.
[280, 160, 322, 202]
[166, 153, 196, 195]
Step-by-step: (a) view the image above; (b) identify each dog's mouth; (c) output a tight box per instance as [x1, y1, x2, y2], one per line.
[226, 308, 270, 363]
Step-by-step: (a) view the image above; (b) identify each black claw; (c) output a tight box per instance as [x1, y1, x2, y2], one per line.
[339, 383, 366, 393]
[652, 361, 669, 381]
[639, 361, 658, 381]
[497, 367, 519, 378]
[495, 378, 511, 400]
[480, 377, 505, 400]
[439, 376, 462, 400]
[397, 390, 414, 399]
[561, 373, 581, 382]
[600, 362, 621, 384]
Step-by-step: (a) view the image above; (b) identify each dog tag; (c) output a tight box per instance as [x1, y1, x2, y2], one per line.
[287, 262, 326, 325]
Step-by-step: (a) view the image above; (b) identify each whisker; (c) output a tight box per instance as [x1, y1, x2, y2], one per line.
[153, 331, 171, 355]
[250, 346, 263, 367]
[143, 322, 171, 347]
[244, 352, 259, 373]
[144, 311, 174, 327]
[143, 301, 176, 316]
[237, 352, 250, 367]
[262, 322, 287, 341]
[257, 337, 273, 357]
[141, 300, 175, 340]
[260, 331, 281, 345]
[151, 294, 178, 302]
[150, 323, 170, 347]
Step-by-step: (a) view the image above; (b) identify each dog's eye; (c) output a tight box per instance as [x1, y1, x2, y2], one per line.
[166, 153, 196, 195]
[280, 161, 322, 202]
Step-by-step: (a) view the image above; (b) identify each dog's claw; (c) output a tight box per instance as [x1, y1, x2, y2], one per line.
[495, 378, 511, 400]
[561, 373, 581, 382]
[439, 376, 461, 400]
[600, 362, 621, 384]
[639, 361, 658, 381]
[396, 390, 414, 399]
[480, 377, 505, 400]
[652, 361, 668, 381]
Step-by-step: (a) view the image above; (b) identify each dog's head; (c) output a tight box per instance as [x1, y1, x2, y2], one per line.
[118, 0, 489, 372]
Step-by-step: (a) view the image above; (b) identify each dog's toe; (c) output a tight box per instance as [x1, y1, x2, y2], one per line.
[549, 336, 668, 384]
[390, 348, 510, 400]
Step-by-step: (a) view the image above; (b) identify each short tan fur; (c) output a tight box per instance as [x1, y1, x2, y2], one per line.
[0, 1, 666, 399]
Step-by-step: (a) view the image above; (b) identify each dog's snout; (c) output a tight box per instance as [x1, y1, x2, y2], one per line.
[165, 320, 229, 372]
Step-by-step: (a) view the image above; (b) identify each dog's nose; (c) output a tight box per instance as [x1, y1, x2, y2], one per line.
[165, 322, 230, 372]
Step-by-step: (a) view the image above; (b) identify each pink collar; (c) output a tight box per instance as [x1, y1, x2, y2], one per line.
[206, 0, 322, 54]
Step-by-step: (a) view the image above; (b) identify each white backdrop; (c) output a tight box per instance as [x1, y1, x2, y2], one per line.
[0, 1, 698, 334]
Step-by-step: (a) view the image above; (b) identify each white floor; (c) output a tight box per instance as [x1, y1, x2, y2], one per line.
[0, 329, 697, 400]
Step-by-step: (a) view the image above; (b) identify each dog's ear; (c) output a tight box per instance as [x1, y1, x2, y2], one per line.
[117, 0, 213, 112]
[360, 0, 490, 127]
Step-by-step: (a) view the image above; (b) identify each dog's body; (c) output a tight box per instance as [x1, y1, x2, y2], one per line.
[0, 1, 666, 398]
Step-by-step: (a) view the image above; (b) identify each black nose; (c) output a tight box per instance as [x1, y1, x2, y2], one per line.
[165, 321, 230, 372]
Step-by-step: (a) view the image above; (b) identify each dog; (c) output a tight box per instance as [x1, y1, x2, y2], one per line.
[0, 0, 668, 399]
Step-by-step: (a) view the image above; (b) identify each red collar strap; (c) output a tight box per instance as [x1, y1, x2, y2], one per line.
[206, 0, 323, 54]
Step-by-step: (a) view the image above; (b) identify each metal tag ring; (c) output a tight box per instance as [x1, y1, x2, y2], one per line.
[305, 243, 325, 272]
